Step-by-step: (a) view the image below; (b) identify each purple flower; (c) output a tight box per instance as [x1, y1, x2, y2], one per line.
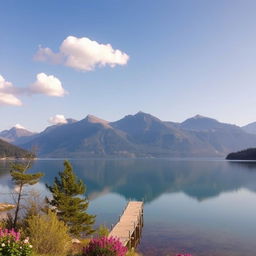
[83, 236, 127, 256]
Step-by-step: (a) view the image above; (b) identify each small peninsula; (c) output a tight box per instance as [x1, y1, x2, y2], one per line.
[226, 148, 256, 160]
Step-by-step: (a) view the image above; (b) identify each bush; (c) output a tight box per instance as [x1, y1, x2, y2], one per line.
[83, 236, 127, 256]
[96, 225, 109, 238]
[69, 238, 90, 256]
[27, 211, 71, 256]
[0, 228, 32, 256]
[0, 213, 15, 230]
[0, 221, 4, 229]
[126, 249, 143, 256]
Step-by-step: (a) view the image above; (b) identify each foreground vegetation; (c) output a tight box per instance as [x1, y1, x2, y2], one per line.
[0, 156, 142, 256]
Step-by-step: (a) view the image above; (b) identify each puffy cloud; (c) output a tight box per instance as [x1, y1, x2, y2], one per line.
[30, 73, 67, 97]
[0, 75, 22, 106]
[14, 124, 25, 129]
[0, 73, 67, 107]
[34, 36, 129, 71]
[0, 93, 22, 106]
[0, 75, 12, 89]
[34, 46, 63, 64]
[48, 114, 67, 125]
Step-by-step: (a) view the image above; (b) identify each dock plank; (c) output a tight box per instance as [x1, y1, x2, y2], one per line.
[108, 201, 143, 247]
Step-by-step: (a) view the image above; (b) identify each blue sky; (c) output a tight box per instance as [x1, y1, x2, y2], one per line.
[1, 0, 256, 131]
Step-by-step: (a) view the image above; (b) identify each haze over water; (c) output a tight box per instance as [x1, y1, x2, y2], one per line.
[1, 158, 256, 256]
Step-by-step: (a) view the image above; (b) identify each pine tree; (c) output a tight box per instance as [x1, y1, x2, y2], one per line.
[10, 153, 44, 229]
[46, 160, 95, 237]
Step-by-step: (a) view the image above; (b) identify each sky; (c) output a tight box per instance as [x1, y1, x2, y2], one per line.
[1, 0, 256, 132]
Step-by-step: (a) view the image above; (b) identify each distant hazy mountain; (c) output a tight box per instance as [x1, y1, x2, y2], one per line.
[242, 122, 256, 135]
[180, 115, 240, 131]
[180, 115, 256, 154]
[0, 139, 31, 158]
[0, 119, 77, 146]
[15, 112, 256, 158]
[0, 127, 36, 144]
[41, 118, 77, 134]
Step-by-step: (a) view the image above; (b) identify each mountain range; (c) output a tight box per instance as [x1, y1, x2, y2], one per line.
[1, 112, 256, 158]
[0, 126, 36, 144]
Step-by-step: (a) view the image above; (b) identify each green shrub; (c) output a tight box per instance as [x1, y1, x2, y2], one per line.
[0, 213, 15, 230]
[0, 221, 4, 229]
[126, 249, 143, 256]
[27, 211, 71, 256]
[97, 224, 109, 238]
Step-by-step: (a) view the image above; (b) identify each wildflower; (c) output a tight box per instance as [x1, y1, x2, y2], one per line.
[84, 236, 127, 256]
[29, 245, 33, 248]
[0, 228, 32, 255]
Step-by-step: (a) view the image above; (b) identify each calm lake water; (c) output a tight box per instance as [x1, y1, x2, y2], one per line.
[1, 158, 256, 256]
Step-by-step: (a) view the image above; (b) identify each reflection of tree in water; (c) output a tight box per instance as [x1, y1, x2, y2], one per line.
[2, 159, 256, 203]
[228, 161, 256, 170]
[0, 160, 11, 177]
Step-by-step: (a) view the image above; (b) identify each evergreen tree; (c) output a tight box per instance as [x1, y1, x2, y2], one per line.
[10, 153, 44, 229]
[46, 160, 95, 236]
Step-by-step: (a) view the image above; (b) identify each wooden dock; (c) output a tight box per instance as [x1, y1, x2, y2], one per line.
[108, 201, 144, 248]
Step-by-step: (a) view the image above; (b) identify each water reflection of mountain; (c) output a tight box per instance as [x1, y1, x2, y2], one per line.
[1, 159, 256, 203]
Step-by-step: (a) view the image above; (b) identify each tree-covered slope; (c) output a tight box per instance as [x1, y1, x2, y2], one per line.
[226, 148, 256, 160]
[0, 139, 30, 158]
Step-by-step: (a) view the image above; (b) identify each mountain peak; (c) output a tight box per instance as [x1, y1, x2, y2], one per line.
[136, 111, 147, 115]
[181, 115, 229, 131]
[193, 114, 206, 119]
[0, 126, 35, 143]
[134, 111, 161, 121]
[85, 115, 110, 128]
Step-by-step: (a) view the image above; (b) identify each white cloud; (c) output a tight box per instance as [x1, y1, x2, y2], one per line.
[14, 124, 25, 129]
[0, 93, 22, 106]
[48, 114, 67, 125]
[0, 75, 22, 106]
[34, 46, 63, 64]
[34, 36, 130, 71]
[0, 73, 67, 107]
[30, 73, 67, 97]
[0, 75, 12, 89]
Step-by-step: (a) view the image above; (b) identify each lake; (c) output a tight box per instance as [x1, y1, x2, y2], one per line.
[1, 158, 256, 256]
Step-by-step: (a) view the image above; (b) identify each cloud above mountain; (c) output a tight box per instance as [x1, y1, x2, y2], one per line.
[0, 73, 67, 106]
[34, 36, 130, 71]
[48, 114, 67, 124]
[14, 124, 26, 129]
[0, 75, 22, 106]
[30, 73, 67, 97]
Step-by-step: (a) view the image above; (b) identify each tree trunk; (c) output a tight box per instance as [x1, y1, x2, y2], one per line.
[13, 183, 23, 229]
